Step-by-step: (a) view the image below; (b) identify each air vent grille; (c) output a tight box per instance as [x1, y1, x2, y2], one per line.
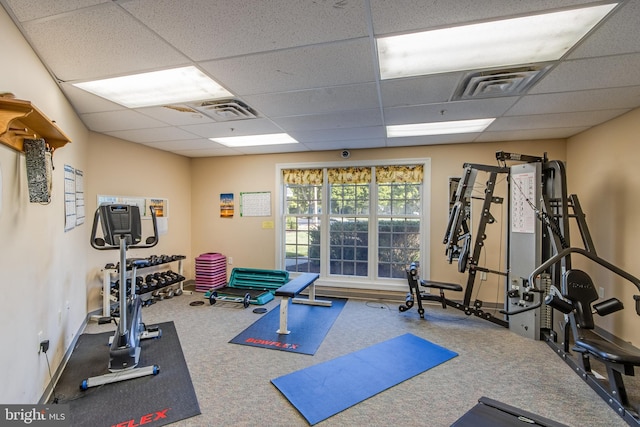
[163, 99, 259, 121]
[453, 65, 551, 100]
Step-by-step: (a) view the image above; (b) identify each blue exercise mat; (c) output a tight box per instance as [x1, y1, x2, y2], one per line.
[271, 333, 458, 425]
[229, 298, 346, 355]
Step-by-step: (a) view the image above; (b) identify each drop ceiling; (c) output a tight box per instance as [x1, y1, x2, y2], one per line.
[2, 0, 639, 158]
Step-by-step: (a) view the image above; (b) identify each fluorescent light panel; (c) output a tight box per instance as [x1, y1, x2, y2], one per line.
[387, 118, 495, 138]
[210, 133, 298, 147]
[72, 66, 233, 108]
[377, 3, 617, 79]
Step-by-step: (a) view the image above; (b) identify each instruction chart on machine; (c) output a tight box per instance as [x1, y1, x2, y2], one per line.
[511, 172, 536, 233]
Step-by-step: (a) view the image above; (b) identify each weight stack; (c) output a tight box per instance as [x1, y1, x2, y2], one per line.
[195, 252, 227, 292]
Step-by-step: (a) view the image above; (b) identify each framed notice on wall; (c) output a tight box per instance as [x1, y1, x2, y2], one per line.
[240, 191, 271, 217]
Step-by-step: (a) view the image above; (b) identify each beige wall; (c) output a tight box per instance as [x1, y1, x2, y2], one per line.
[84, 133, 192, 313]
[0, 7, 89, 403]
[567, 108, 640, 345]
[0, 6, 192, 403]
[191, 140, 566, 303]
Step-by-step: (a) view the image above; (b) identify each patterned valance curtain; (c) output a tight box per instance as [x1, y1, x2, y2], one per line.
[376, 165, 423, 183]
[327, 167, 371, 184]
[282, 168, 323, 185]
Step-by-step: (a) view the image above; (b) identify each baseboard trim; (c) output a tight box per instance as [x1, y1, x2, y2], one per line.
[38, 312, 94, 404]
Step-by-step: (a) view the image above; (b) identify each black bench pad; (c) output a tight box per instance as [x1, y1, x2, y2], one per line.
[275, 273, 320, 298]
[420, 280, 463, 292]
[576, 337, 640, 365]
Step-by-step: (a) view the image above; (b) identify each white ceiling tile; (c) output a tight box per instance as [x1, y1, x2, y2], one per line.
[289, 126, 385, 143]
[243, 83, 380, 118]
[136, 106, 217, 126]
[489, 110, 628, 131]
[104, 127, 199, 143]
[568, 1, 640, 59]
[507, 86, 640, 116]
[80, 110, 168, 132]
[4, 0, 106, 22]
[121, 0, 369, 61]
[230, 143, 311, 156]
[272, 109, 383, 132]
[180, 118, 283, 139]
[21, 2, 188, 81]
[380, 73, 463, 107]
[386, 133, 480, 147]
[531, 53, 640, 94]
[384, 98, 518, 125]
[476, 128, 588, 142]
[200, 38, 375, 95]
[171, 147, 243, 157]
[302, 138, 388, 151]
[140, 138, 222, 151]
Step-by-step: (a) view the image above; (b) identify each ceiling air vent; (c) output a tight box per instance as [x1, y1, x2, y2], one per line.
[453, 65, 552, 100]
[163, 99, 259, 121]
[188, 99, 258, 121]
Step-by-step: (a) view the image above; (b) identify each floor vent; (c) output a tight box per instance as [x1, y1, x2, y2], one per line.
[453, 65, 552, 100]
[163, 99, 259, 121]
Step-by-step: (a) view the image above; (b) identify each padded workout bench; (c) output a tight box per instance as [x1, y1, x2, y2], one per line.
[274, 273, 331, 334]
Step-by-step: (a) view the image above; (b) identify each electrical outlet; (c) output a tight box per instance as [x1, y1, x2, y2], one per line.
[599, 287, 605, 298]
[228, 257, 233, 265]
[480, 271, 487, 281]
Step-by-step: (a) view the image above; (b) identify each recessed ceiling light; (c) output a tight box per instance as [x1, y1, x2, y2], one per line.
[210, 133, 298, 147]
[387, 119, 495, 138]
[72, 66, 233, 108]
[377, 3, 617, 79]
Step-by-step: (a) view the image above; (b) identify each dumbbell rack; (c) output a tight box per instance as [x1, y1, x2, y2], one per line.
[98, 255, 186, 319]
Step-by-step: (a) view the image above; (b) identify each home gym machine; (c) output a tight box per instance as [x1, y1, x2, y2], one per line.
[402, 151, 577, 336]
[81, 204, 161, 390]
[401, 150, 638, 336]
[405, 150, 640, 425]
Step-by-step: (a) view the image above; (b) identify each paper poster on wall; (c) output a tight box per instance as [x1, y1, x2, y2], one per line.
[147, 198, 168, 218]
[97, 195, 167, 219]
[220, 193, 234, 217]
[75, 169, 85, 226]
[240, 191, 271, 217]
[64, 165, 76, 231]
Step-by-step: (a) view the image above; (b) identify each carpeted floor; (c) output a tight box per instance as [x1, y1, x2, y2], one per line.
[77, 289, 634, 426]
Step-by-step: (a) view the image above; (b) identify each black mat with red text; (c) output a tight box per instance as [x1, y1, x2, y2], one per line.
[49, 321, 200, 427]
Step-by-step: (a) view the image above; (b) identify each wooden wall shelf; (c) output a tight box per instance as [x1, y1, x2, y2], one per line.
[0, 97, 71, 153]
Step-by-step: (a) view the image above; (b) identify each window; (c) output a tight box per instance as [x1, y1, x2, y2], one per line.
[279, 161, 429, 289]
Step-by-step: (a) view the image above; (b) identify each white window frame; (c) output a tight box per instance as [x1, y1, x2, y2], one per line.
[275, 158, 431, 292]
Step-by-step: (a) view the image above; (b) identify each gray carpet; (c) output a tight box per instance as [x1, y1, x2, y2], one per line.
[79, 290, 633, 426]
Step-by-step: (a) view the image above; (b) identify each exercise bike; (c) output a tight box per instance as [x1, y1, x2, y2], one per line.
[81, 204, 161, 390]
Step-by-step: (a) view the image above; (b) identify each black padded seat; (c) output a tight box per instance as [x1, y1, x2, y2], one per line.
[420, 280, 463, 292]
[575, 337, 640, 365]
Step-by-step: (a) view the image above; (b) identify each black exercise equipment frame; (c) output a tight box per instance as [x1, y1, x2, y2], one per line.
[528, 248, 640, 426]
[82, 204, 161, 390]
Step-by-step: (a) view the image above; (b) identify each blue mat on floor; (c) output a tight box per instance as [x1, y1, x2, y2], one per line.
[271, 333, 458, 425]
[229, 297, 346, 355]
